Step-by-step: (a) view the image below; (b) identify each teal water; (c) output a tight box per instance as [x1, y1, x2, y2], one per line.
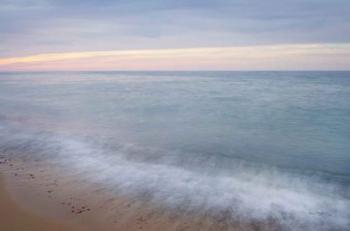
[0, 71, 349, 229]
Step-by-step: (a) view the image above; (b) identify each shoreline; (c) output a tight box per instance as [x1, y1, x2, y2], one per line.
[1, 153, 348, 231]
[0, 157, 269, 231]
[0, 157, 199, 231]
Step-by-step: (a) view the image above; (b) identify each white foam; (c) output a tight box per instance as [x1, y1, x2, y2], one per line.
[55, 137, 350, 229]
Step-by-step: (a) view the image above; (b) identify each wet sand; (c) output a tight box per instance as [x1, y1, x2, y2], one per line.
[0, 175, 85, 231]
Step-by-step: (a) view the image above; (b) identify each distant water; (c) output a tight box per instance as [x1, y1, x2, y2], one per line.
[0, 71, 349, 230]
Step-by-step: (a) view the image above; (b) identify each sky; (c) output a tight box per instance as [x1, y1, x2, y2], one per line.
[0, 0, 350, 71]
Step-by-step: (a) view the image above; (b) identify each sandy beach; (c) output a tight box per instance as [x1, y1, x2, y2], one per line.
[0, 156, 186, 231]
[0, 156, 276, 231]
[0, 174, 85, 231]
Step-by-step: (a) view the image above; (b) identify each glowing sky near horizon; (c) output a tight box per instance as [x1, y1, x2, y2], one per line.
[1, 0, 350, 70]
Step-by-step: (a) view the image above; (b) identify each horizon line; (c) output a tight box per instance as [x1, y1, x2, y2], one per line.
[1, 70, 350, 73]
[1, 44, 350, 71]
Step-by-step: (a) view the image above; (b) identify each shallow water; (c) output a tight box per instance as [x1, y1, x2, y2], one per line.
[0, 71, 349, 230]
